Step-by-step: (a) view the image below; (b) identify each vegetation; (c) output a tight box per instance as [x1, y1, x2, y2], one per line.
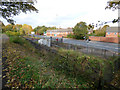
[34, 26, 47, 35]
[2, 24, 14, 33]
[34, 26, 57, 35]
[13, 24, 22, 32]
[21, 24, 33, 35]
[0, 20, 5, 33]
[89, 25, 109, 37]
[73, 22, 88, 39]
[9, 36, 25, 45]
[2, 34, 120, 89]
[106, 0, 119, 10]
[2, 36, 91, 89]
[2, 23, 34, 36]
[67, 33, 75, 38]
[105, 0, 120, 23]
[0, 0, 38, 24]
[2, 22, 58, 36]
[6, 31, 20, 36]
[87, 24, 94, 30]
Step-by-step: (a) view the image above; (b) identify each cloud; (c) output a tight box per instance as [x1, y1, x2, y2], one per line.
[1, 0, 118, 29]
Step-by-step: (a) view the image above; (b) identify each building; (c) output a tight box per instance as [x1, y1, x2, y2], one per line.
[46, 29, 73, 37]
[106, 27, 120, 37]
[89, 27, 120, 43]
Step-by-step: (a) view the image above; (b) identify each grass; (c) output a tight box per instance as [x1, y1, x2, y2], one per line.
[9, 36, 25, 45]
[3, 36, 91, 89]
[2, 35, 120, 89]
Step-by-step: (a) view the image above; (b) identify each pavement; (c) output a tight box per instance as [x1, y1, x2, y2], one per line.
[0, 34, 9, 90]
[31, 35, 120, 53]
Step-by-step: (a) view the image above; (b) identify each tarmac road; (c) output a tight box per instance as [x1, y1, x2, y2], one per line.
[63, 38, 120, 53]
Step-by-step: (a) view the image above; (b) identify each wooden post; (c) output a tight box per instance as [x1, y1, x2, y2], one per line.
[61, 36, 63, 43]
[50, 36, 52, 47]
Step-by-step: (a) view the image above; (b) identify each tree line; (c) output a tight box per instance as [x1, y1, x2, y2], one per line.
[1, 21, 57, 35]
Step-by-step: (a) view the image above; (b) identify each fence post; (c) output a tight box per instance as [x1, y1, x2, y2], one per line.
[50, 36, 52, 47]
[61, 36, 63, 43]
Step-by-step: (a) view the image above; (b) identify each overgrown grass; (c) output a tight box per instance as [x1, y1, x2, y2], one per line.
[3, 35, 120, 89]
[3, 36, 91, 89]
[9, 36, 35, 52]
[9, 36, 25, 45]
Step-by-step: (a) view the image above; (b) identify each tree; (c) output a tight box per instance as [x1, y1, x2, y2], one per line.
[48, 26, 57, 30]
[19, 27, 25, 35]
[87, 24, 94, 30]
[73, 22, 88, 39]
[106, 0, 120, 23]
[3, 24, 14, 32]
[34, 26, 48, 35]
[106, 0, 120, 10]
[13, 24, 22, 32]
[101, 25, 109, 31]
[22, 24, 33, 34]
[0, 20, 5, 32]
[0, 0, 38, 24]
[95, 25, 109, 36]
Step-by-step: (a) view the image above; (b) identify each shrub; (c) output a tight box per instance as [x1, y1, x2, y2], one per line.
[95, 30, 106, 36]
[9, 36, 25, 45]
[73, 35, 89, 40]
[6, 31, 20, 36]
[67, 33, 75, 38]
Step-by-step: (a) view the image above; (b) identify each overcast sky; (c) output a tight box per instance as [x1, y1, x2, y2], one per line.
[1, 0, 118, 29]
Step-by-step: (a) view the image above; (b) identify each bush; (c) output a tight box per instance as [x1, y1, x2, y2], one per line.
[9, 36, 25, 45]
[75, 35, 84, 39]
[94, 30, 106, 37]
[67, 34, 75, 38]
[5, 31, 20, 36]
[89, 31, 106, 37]
[73, 35, 89, 40]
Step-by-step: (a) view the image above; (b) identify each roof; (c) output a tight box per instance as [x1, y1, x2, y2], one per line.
[47, 29, 73, 32]
[106, 27, 120, 33]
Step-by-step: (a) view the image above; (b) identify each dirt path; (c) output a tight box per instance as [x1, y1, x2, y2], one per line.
[1, 34, 9, 89]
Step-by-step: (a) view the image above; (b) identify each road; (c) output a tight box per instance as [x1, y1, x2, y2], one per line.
[63, 38, 120, 53]
[32, 35, 120, 53]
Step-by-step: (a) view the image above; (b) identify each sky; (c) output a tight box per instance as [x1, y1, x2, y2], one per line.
[1, 0, 118, 29]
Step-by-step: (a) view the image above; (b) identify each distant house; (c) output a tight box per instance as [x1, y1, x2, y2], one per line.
[46, 29, 73, 37]
[89, 27, 120, 43]
[106, 27, 120, 37]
